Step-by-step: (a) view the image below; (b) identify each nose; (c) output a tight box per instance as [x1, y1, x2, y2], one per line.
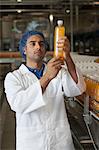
[36, 42, 41, 49]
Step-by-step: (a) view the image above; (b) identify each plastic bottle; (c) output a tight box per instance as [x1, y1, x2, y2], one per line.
[54, 20, 65, 60]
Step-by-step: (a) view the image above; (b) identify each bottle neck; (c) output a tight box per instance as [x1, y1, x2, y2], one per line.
[58, 25, 63, 27]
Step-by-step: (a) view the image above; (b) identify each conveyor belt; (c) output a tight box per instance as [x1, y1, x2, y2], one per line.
[65, 99, 99, 150]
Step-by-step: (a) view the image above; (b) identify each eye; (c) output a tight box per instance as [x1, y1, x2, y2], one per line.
[31, 42, 36, 46]
[39, 41, 45, 48]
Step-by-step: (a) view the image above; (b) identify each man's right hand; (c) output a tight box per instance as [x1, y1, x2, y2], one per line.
[45, 57, 64, 80]
[40, 57, 63, 93]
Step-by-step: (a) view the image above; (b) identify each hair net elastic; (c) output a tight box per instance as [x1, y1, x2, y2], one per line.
[19, 30, 45, 60]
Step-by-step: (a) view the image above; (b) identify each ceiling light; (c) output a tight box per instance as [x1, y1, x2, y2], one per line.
[17, 10, 22, 13]
[17, 0, 22, 2]
[49, 14, 53, 22]
[65, 9, 70, 14]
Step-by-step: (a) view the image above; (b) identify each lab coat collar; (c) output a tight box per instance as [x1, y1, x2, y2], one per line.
[19, 63, 47, 75]
[19, 64, 31, 74]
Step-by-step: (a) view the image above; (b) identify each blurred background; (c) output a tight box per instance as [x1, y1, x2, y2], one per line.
[0, 0, 99, 55]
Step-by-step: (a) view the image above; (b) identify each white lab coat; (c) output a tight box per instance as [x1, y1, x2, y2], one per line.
[4, 64, 86, 150]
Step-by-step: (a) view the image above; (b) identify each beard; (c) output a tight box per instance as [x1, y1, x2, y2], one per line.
[32, 56, 44, 63]
[27, 54, 45, 63]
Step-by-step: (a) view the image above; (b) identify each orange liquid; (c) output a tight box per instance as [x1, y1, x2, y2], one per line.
[95, 83, 99, 101]
[85, 77, 99, 102]
[54, 25, 65, 60]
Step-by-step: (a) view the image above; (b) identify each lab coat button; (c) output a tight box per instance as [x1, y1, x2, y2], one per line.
[34, 70, 36, 72]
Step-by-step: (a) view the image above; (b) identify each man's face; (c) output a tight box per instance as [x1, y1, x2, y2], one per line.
[24, 35, 46, 63]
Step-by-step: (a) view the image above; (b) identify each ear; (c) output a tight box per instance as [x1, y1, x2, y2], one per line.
[23, 47, 26, 54]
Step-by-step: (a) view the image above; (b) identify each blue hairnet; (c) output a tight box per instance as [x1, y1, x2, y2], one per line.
[19, 30, 45, 60]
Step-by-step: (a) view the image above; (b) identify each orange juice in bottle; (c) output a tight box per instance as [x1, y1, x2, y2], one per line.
[54, 20, 65, 60]
[95, 82, 99, 102]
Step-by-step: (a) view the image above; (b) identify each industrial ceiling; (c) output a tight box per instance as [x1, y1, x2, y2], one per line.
[0, 0, 99, 15]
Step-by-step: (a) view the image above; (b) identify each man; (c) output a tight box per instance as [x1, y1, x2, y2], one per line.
[4, 30, 86, 150]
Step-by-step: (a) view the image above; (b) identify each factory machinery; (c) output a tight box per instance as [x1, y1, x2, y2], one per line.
[66, 53, 99, 150]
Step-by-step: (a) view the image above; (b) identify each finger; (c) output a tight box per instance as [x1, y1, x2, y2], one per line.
[53, 61, 64, 67]
[58, 36, 67, 41]
[57, 38, 69, 47]
[57, 39, 64, 44]
[50, 57, 61, 63]
[55, 64, 62, 70]
[57, 43, 64, 48]
[49, 57, 57, 63]
[57, 43, 70, 52]
[58, 36, 69, 43]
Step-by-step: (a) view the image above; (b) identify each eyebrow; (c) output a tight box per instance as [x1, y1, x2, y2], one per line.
[29, 40, 44, 43]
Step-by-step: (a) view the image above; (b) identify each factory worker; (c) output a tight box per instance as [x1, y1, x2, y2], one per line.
[4, 30, 86, 150]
